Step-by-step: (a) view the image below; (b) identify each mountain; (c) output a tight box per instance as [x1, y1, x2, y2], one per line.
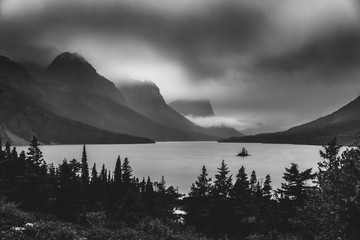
[118, 80, 243, 139]
[0, 55, 154, 145]
[40, 52, 126, 105]
[118, 80, 200, 131]
[220, 95, 360, 145]
[38, 52, 213, 141]
[169, 99, 215, 117]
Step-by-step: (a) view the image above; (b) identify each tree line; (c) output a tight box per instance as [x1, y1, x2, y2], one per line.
[1, 136, 360, 239]
[0, 137, 181, 224]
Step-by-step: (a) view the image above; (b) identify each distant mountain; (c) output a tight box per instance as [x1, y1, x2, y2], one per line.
[169, 99, 215, 117]
[118, 80, 200, 131]
[38, 52, 213, 141]
[221, 95, 360, 145]
[118, 80, 243, 139]
[0, 55, 154, 145]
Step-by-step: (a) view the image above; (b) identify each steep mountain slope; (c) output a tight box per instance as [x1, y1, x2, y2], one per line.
[38, 53, 213, 141]
[118, 80, 200, 131]
[0, 55, 154, 145]
[40, 52, 126, 105]
[169, 99, 215, 117]
[118, 80, 243, 139]
[221, 96, 360, 145]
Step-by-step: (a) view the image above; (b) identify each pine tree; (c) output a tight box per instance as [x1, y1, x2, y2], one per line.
[27, 136, 44, 166]
[250, 170, 257, 193]
[157, 176, 166, 194]
[18, 150, 26, 175]
[144, 176, 154, 213]
[100, 164, 107, 184]
[5, 141, 11, 159]
[231, 166, 250, 199]
[140, 177, 146, 193]
[213, 160, 233, 198]
[279, 163, 314, 204]
[81, 145, 89, 186]
[114, 155, 122, 187]
[91, 163, 98, 185]
[122, 157, 133, 186]
[189, 165, 212, 198]
[262, 174, 272, 200]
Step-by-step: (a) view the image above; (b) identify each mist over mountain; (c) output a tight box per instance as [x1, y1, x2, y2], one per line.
[221, 95, 360, 145]
[118, 80, 243, 139]
[169, 99, 215, 117]
[0, 55, 154, 145]
[40, 52, 126, 105]
[37, 52, 217, 141]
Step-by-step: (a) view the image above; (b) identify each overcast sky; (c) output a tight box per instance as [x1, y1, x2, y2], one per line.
[1, 0, 360, 134]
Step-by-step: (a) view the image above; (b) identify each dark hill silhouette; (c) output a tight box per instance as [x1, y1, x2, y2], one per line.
[220, 95, 360, 145]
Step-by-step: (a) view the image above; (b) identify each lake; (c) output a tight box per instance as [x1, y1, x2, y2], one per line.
[17, 142, 323, 194]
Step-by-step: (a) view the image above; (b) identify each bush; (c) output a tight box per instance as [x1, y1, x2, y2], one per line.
[0, 200, 34, 231]
[22, 221, 78, 240]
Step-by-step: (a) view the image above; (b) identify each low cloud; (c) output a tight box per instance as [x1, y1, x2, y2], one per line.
[185, 115, 252, 130]
[2, 0, 360, 133]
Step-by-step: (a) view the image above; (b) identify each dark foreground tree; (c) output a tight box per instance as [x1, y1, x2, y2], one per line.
[294, 137, 360, 239]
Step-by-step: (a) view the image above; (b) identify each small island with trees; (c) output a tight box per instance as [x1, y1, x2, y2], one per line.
[237, 147, 250, 157]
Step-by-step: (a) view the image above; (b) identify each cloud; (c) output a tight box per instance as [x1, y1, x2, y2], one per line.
[2, 0, 360, 133]
[185, 115, 253, 130]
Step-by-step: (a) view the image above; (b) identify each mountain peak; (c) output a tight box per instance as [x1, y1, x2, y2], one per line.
[47, 52, 95, 74]
[41, 52, 126, 105]
[56, 52, 87, 62]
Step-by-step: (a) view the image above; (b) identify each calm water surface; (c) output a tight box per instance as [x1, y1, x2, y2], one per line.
[17, 142, 323, 194]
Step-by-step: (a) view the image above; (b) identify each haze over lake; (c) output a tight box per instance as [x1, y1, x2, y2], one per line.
[18, 142, 322, 194]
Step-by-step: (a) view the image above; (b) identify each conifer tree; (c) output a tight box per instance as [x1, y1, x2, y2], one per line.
[5, 141, 11, 159]
[18, 150, 26, 175]
[27, 136, 44, 166]
[91, 163, 98, 185]
[250, 170, 258, 193]
[189, 165, 212, 198]
[100, 164, 107, 184]
[231, 166, 250, 199]
[157, 176, 166, 194]
[122, 157, 133, 186]
[262, 174, 272, 200]
[81, 145, 89, 186]
[114, 155, 122, 186]
[213, 160, 233, 198]
[279, 163, 314, 204]
[140, 177, 146, 193]
[11, 147, 18, 160]
[144, 176, 154, 213]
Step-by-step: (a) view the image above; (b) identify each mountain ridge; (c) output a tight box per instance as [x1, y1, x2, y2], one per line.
[0, 55, 154, 145]
[220, 95, 360, 145]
